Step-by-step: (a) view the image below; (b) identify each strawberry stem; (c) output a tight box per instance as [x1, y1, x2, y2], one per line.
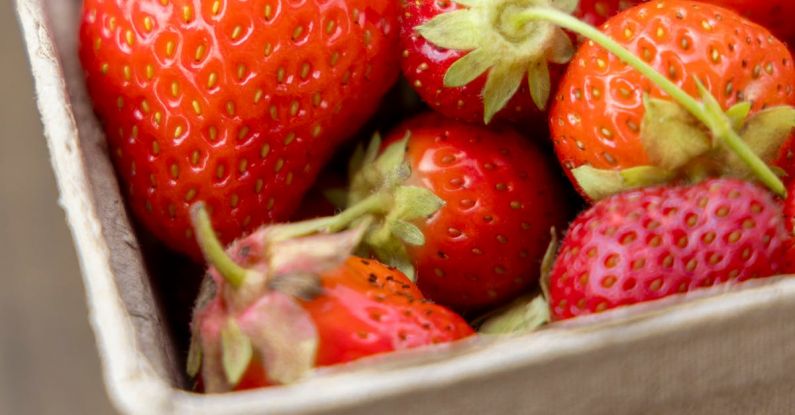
[190, 202, 248, 288]
[513, 8, 786, 197]
[266, 192, 392, 242]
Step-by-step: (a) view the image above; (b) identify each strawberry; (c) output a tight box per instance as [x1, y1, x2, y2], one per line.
[186, 204, 473, 392]
[534, 0, 795, 201]
[261, 113, 572, 311]
[399, 0, 578, 124]
[79, 0, 400, 258]
[359, 115, 571, 311]
[547, 179, 790, 320]
[375, 114, 573, 311]
[398, 0, 648, 125]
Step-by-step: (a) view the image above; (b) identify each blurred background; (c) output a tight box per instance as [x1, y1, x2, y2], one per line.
[0, 2, 115, 414]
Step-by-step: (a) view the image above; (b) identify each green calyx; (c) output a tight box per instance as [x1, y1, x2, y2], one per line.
[479, 294, 550, 334]
[515, 8, 793, 200]
[220, 319, 253, 385]
[347, 133, 445, 278]
[262, 133, 444, 279]
[188, 203, 373, 389]
[417, 0, 578, 123]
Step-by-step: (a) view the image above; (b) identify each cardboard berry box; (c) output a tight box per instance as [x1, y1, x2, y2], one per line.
[16, 0, 795, 413]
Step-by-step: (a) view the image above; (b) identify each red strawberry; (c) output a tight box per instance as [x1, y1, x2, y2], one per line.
[540, 0, 795, 201]
[399, 0, 576, 124]
[187, 204, 473, 392]
[384, 114, 572, 310]
[548, 179, 789, 320]
[264, 112, 572, 311]
[79, 0, 400, 258]
[399, 0, 646, 125]
[347, 113, 572, 311]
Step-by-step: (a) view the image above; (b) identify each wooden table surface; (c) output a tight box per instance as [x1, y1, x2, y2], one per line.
[0, 2, 116, 414]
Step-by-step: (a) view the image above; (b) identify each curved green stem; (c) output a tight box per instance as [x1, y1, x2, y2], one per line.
[190, 202, 248, 288]
[513, 7, 785, 196]
[266, 192, 392, 242]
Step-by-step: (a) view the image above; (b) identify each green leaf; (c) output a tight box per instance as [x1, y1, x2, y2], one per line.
[444, 48, 496, 88]
[641, 96, 711, 170]
[221, 319, 253, 386]
[726, 101, 752, 131]
[391, 220, 425, 246]
[539, 228, 558, 301]
[546, 28, 575, 65]
[741, 106, 795, 163]
[197, 335, 226, 393]
[572, 164, 675, 201]
[365, 219, 417, 278]
[393, 185, 445, 221]
[186, 335, 202, 378]
[390, 254, 416, 280]
[527, 61, 551, 111]
[723, 106, 795, 179]
[242, 292, 318, 385]
[483, 61, 526, 124]
[572, 165, 626, 201]
[479, 294, 550, 334]
[349, 134, 384, 204]
[375, 133, 411, 188]
[363, 133, 382, 168]
[453, 0, 479, 7]
[369, 236, 416, 280]
[417, 10, 481, 51]
[552, 0, 579, 13]
[620, 165, 677, 187]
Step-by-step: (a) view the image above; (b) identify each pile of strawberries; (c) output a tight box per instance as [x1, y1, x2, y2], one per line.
[79, 0, 795, 393]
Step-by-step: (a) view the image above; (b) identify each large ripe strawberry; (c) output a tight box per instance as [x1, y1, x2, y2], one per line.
[187, 204, 473, 392]
[537, 0, 795, 200]
[547, 179, 789, 320]
[79, 0, 400, 258]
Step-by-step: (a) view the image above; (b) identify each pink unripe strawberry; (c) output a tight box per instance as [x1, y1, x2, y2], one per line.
[549, 178, 790, 320]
